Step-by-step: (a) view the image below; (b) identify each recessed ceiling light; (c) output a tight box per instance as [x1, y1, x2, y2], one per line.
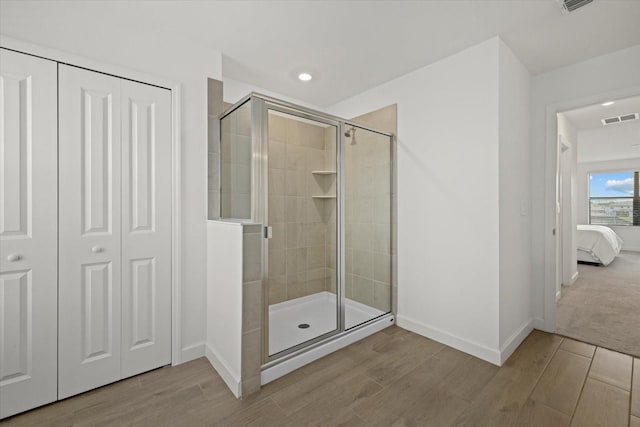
[298, 73, 312, 82]
[601, 101, 615, 106]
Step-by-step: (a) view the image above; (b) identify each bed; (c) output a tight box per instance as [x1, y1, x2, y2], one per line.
[576, 225, 623, 266]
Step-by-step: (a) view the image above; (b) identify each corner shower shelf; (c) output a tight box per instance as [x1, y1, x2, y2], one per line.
[311, 171, 336, 175]
[311, 195, 336, 199]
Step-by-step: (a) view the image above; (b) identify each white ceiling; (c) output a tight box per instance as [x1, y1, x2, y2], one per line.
[575, 121, 640, 163]
[564, 96, 640, 163]
[563, 96, 640, 130]
[1, 0, 639, 106]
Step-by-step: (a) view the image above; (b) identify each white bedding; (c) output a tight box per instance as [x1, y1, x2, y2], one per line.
[576, 225, 623, 266]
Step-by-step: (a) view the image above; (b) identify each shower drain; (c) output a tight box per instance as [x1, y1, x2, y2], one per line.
[298, 323, 310, 329]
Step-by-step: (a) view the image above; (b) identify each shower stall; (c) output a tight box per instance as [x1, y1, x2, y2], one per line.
[215, 93, 394, 387]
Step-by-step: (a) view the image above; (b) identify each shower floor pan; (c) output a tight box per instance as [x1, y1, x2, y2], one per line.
[269, 291, 386, 355]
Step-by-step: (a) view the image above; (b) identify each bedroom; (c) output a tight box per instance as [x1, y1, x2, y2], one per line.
[556, 95, 640, 357]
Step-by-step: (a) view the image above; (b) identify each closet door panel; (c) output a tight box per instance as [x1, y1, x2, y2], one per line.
[120, 80, 172, 378]
[0, 49, 58, 419]
[58, 65, 122, 399]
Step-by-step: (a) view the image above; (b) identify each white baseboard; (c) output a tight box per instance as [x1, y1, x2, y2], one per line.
[556, 290, 562, 302]
[205, 344, 241, 398]
[499, 319, 533, 364]
[570, 271, 579, 285]
[396, 315, 501, 366]
[180, 342, 205, 364]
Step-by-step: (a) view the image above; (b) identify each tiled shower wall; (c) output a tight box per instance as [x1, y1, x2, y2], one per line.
[344, 129, 392, 312]
[349, 105, 398, 315]
[220, 102, 252, 219]
[207, 79, 223, 219]
[267, 113, 337, 304]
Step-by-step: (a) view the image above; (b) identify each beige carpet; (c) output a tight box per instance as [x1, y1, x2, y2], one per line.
[557, 250, 640, 357]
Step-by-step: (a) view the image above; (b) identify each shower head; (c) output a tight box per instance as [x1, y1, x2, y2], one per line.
[344, 126, 357, 144]
[344, 126, 357, 145]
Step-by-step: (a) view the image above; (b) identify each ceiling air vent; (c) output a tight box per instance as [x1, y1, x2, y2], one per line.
[601, 113, 639, 126]
[620, 113, 639, 122]
[561, 0, 594, 12]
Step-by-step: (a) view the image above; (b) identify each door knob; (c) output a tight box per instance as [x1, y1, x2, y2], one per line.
[91, 246, 104, 253]
[7, 254, 22, 262]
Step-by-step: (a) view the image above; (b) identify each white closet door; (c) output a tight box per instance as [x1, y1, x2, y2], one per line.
[58, 65, 122, 399]
[120, 80, 172, 378]
[0, 49, 57, 418]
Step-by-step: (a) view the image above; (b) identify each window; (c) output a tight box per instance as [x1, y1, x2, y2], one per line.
[589, 170, 640, 226]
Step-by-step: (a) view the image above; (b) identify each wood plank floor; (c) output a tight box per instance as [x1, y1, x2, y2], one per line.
[4, 326, 639, 426]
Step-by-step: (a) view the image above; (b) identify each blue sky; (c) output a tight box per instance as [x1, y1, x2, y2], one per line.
[589, 171, 635, 197]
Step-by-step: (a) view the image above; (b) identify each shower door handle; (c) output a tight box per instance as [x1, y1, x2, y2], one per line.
[264, 226, 273, 239]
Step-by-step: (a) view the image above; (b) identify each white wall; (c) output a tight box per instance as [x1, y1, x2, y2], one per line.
[576, 158, 640, 251]
[530, 44, 640, 331]
[557, 114, 578, 292]
[331, 38, 508, 364]
[206, 221, 242, 397]
[497, 40, 533, 357]
[0, 4, 223, 361]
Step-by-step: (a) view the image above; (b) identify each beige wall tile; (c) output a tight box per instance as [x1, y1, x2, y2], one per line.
[355, 196, 374, 223]
[286, 170, 305, 196]
[285, 222, 305, 249]
[345, 274, 354, 299]
[307, 278, 325, 294]
[286, 145, 306, 171]
[373, 281, 391, 312]
[268, 251, 285, 280]
[374, 195, 390, 224]
[307, 246, 325, 269]
[374, 252, 391, 284]
[269, 140, 285, 169]
[269, 113, 287, 142]
[326, 270, 337, 293]
[306, 199, 324, 223]
[305, 223, 325, 247]
[232, 135, 252, 166]
[353, 250, 374, 279]
[286, 272, 307, 299]
[269, 275, 287, 305]
[353, 276, 374, 306]
[269, 168, 285, 195]
[208, 191, 220, 220]
[235, 102, 251, 137]
[243, 280, 262, 332]
[242, 232, 262, 283]
[286, 248, 307, 273]
[242, 329, 261, 379]
[270, 224, 285, 250]
[269, 195, 285, 224]
[285, 118, 302, 144]
[351, 223, 374, 251]
[374, 223, 391, 254]
[285, 197, 305, 222]
[345, 248, 353, 274]
[306, 149, 325, 172]
[375, 164, 391, 193]
[356, 166, 374, 196]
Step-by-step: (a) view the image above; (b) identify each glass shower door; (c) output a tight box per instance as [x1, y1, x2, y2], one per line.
[343, 124, 392, 329]
[265, 107, 339, 356]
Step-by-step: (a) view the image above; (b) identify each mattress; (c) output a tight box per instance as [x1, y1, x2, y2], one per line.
[576, 225, 623, 266]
